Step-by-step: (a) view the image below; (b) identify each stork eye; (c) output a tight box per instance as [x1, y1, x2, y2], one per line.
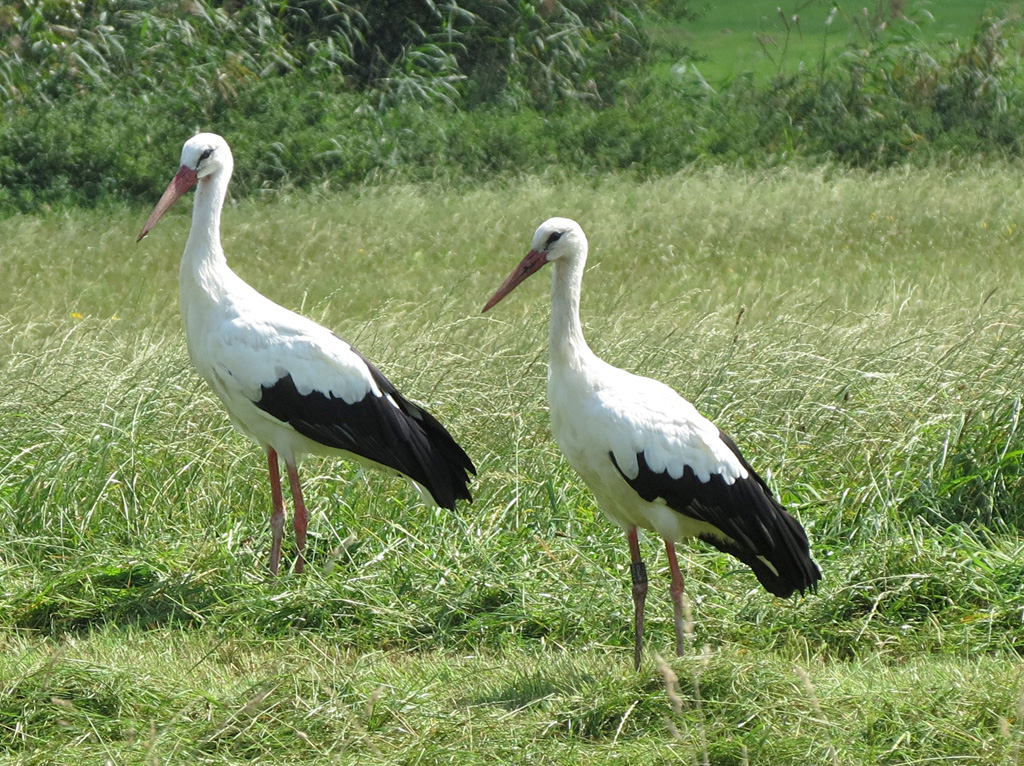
[546, 231, 563, 246]
[199, 148, 213, 162]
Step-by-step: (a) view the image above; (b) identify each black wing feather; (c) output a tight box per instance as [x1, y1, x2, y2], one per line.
[610, 429, 820, 597]
[254, 351, 475, 510]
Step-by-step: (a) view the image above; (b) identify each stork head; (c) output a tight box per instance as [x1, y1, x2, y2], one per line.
[482, 217, 587, 312]
[137, 133, 234, 242]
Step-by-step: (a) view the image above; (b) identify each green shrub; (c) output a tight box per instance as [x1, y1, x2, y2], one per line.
[0, 0, 654, 110]
[4, 3, 1024, 214]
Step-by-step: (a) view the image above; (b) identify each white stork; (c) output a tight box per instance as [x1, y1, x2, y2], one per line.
[483, 217, 820, 668]
[138, 133, 475, 574]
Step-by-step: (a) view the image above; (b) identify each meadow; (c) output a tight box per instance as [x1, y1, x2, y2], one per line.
[2, 164, 1024, 763]
[658, 0, 1021, 85]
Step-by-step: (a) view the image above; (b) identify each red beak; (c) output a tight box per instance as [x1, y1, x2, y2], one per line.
[482, 248, 549, 312]
[137, 165, 199, 242]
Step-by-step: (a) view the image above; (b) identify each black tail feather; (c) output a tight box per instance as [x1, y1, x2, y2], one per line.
[610, 433, 821, 597]
[699, 511, 821, 598]
[255, 359, 475, 509]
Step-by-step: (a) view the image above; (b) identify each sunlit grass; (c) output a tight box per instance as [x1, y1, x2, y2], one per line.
[2, 165, 1024, 762]
[653, 0, 1009, 86]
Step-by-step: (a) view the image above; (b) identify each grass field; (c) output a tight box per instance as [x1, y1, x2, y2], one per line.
[3, 165, 1024, 763]
[655, 0, 1022, 86]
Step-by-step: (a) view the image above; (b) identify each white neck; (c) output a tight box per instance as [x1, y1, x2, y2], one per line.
[549, 254, 594, 370]
[181, 169, 232, 294]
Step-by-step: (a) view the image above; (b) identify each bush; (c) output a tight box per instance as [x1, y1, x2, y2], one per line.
[0, 0, 654, 110]
[3, 3, 1024, 214]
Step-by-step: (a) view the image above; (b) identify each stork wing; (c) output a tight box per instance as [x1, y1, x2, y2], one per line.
[597, 372, 820, 597]
[203, 311, 475, 509]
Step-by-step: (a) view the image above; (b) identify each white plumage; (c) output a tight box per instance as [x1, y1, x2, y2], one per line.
[484, 217, 820, 668]
[139, 133, 474, 574]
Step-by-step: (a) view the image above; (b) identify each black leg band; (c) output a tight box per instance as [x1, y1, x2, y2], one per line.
[630, 561, 648, 586]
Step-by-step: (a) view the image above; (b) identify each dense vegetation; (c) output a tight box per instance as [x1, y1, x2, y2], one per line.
[1, 0, 1023, 214]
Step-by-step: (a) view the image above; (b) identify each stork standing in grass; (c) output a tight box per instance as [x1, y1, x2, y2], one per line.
[138, 133, 475, 574]
[483, 217, 820, 668]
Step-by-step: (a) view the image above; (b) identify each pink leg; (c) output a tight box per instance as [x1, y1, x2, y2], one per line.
[665, 540, 686, 657]
[267, 448, 285, 576]
[627, 527, 648, 671]
[286, 462, 308, 575]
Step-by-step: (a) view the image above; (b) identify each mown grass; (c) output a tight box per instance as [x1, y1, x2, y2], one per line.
[2, 165, 1024, 763]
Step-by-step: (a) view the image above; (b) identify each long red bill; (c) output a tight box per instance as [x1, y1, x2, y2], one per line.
[482, 248, 549, 313]
[136, 165, 199, 242]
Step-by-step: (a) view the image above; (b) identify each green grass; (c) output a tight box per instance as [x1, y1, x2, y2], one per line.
[654, 0, 1022, 86]
[3, 165, 1024, 762]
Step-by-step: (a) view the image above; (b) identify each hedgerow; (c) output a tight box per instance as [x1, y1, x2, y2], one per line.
[1, 2, 1024, 214]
